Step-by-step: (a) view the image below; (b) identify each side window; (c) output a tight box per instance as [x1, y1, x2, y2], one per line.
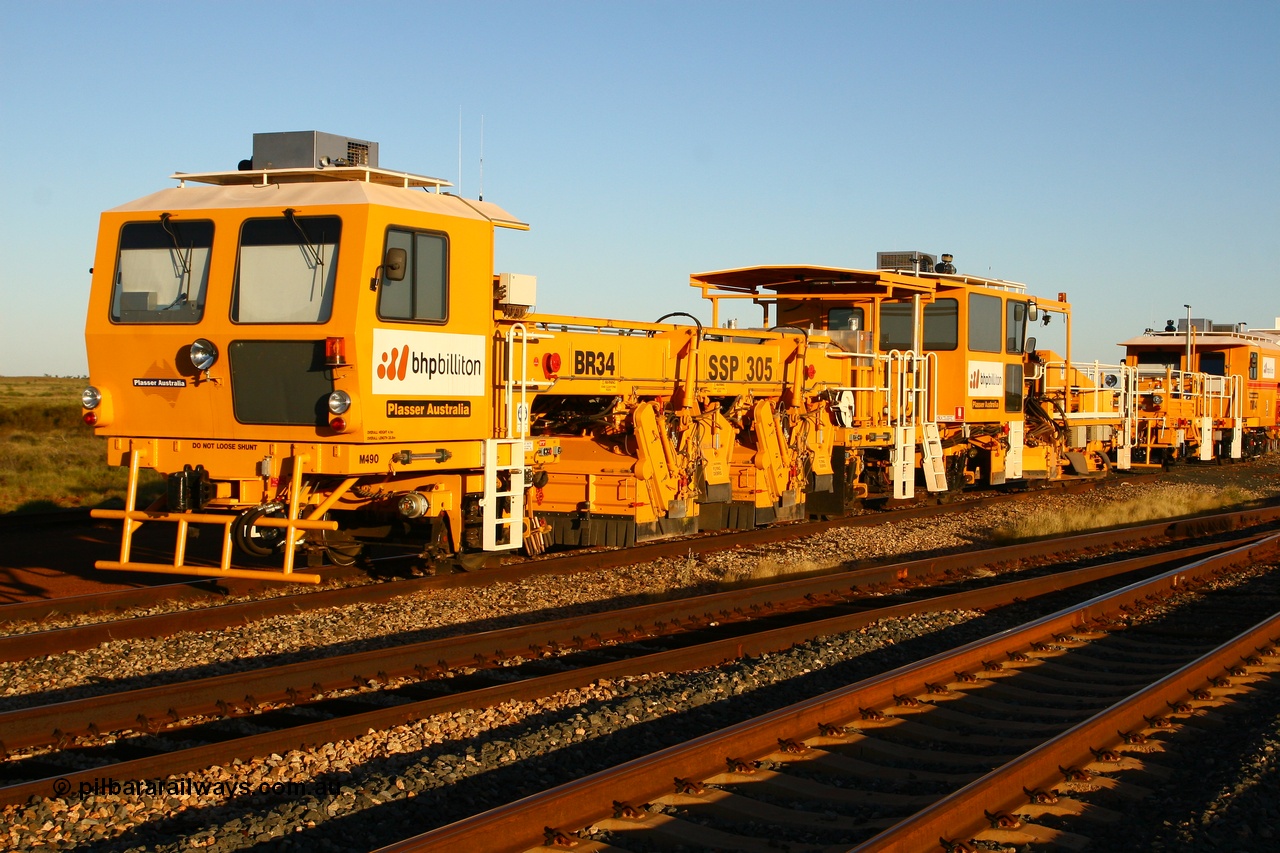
[969, 293, 1002, 353]
[1003, 361, 1024, 409]
[1250, 352, 1259, 381]
[1006, 300, 1027, 354]
[1200, 352, 1226, 376]
[378, 228, 448, 322]
[827, 307, 864, 331]
[922, 298, 958, 350]
[878, 301, 913, 350]
[111, 219, 213, 324]
[233, 214, 341, 324]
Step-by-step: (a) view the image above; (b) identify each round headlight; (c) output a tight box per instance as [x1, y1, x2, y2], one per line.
[328, 390, 352, 415]
[190, 338, 219, 371]
[81, 386, 102, 410]
[1151, 394, 1164, 406]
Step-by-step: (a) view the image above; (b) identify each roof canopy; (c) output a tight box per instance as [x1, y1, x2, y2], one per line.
[690, 265, 937, 298]
[171, 165, 452, 190]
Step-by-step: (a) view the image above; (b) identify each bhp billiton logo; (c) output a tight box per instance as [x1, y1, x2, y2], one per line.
[969, 366, 1000, 391]
[372, 330, 486, 397]
[378, 346, 410, 381]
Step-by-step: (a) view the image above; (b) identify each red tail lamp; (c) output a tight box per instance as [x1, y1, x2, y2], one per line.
[330, 417, 348, 433]
[83, 411, 98, 426]
[325, 337, 348, 367]
[804, 364, 817, 379]
[543, 352, 562, 377]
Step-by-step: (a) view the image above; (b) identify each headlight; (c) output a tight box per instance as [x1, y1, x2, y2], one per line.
[1151, 394, 1164, 406]
[81, 386, 102, 410]
[190, 338, 219, 371]
[328, 390, 352, 414]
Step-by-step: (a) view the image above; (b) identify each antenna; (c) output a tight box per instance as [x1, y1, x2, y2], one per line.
[457, 106, 463, 197]
[479, 115, 484, 201]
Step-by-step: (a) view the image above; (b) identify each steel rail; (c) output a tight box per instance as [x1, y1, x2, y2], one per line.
[0, 536, 1258, 809]
[369, 534, 1280, 853]
[4, 498, 1278, 664]
[852, 609, 1280, 852]
[0, 474, 1140, 625]
[0, 528, 1253, 756]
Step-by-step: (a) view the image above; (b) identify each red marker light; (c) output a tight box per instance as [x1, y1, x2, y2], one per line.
[543, 353, 562, 376]
[330, 417, 347, 433]
[804, 364, 817, 379]
[83, 412, 98, 426]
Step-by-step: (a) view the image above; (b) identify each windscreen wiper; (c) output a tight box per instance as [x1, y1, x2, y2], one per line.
[283, 208, 324, 267]
[159, 212, 193, 309]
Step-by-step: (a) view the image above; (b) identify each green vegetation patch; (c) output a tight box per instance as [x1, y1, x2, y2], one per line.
[0, 376, 161, 514]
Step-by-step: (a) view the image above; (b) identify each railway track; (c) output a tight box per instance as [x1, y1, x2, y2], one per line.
[3, 489, 1279, 850]
[4, 485, 1278, 664]
[380, 533, 1280, 853]
[1, 521, 1276, 848]
[0, 475, 1127, 619]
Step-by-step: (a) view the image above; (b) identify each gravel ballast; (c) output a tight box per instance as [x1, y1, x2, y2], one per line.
[1, 459, 1278, 851]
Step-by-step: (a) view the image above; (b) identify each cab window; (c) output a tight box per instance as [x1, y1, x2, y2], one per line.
[1006, 301, 1027, 354]
[969, 293, 1002, 353]
[1005, 364, 1024, 412]
[1201, 352, 1226, 376]
[828, 307, 864, 331]
[878, 301, 913, 350]
[1137, 351, 1181, 372]
[876, 300, 958, 350]
[110, 219, 213, 324]
[923, 298, 958, 350]
[378, 229, 447, 322]
[232, 214, 341, 324]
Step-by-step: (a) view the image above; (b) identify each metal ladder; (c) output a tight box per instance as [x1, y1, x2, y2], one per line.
[891, 425, 916, 500]
[919, 422, 947, 492]
[1198, 416, 1213, 462]
[481, 324, 540, 552]
[888, 350, 941, 499]
[481, 438, 525, 551]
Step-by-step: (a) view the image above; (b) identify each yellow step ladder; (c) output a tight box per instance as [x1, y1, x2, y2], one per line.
[920, 422, 947, 493]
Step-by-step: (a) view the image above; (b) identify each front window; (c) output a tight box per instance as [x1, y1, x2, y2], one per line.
[110, 218, 213, 323]
[969, 293, 1002, 353]
[377, 229, 448, 322]
[232, 213, 341, 323]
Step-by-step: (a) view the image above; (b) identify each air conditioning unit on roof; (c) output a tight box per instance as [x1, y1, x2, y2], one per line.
[876, 251, 936, 274]
[250, 131, 379, 170]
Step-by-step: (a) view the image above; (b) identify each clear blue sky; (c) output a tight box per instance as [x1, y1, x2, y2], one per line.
[2, 1, 1277, 376]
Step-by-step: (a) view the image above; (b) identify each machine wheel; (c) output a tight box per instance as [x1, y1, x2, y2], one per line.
[321, 533, 363, 566]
